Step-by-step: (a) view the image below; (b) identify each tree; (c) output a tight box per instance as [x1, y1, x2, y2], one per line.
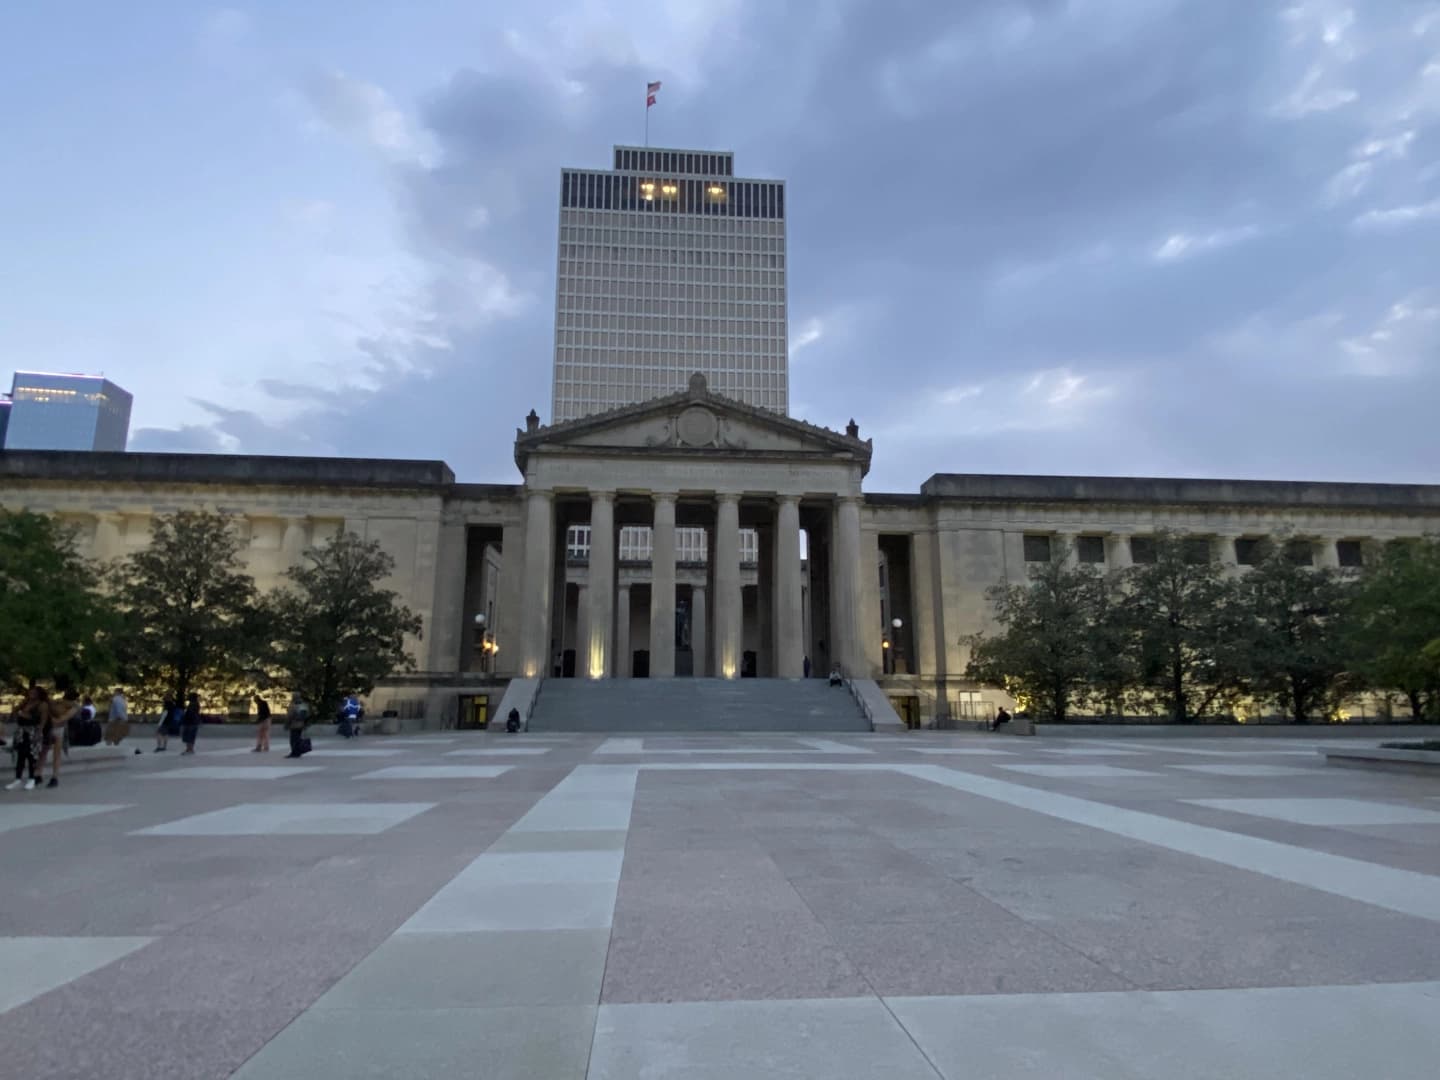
[0, 509, 117, 692]
[1344, 538, 1440, 720]
[112, 510, 259, 707]
[1121, 530, 1243, 722]
[260, 532, 420, 720]
[1232, 538, 1353, 723]
[965, 553, 1102, 722]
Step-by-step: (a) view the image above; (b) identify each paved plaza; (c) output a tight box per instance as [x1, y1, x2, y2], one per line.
[3, 729, 1440, 1078]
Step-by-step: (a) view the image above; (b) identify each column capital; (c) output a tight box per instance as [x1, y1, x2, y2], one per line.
[651, 491, 678, 505]
[526, 487, 555, 500]
[714, 491, 742, 505]
[692, 581, 708, 595]
[836, 494, 862, 505]
[775, 493, 802, 506]
[589, 489, 616, 503]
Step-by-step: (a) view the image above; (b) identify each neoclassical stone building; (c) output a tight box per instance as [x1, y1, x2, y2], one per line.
[4, 373, 1439, 727]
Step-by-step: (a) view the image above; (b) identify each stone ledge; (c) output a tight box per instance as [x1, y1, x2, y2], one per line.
[1322, 747, 1440, 776]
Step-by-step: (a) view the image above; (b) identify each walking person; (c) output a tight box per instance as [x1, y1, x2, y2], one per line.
[284, 694, 311, 758]
[180, 693, 202, 755]
[7, 686, 48, 790]
[153, 694, 177, 752]
[252, 695, 272, 752]
[42, 688, 81, 789]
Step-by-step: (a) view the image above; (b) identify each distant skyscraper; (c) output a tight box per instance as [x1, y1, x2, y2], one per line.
[4, 372, 132, 452]
[551, 145, 788, 423]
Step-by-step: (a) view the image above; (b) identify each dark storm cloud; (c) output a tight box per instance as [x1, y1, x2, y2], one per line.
[147, 1, 1440, 489]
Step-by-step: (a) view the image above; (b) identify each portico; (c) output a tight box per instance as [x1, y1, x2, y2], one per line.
[513, 374, 870, 682]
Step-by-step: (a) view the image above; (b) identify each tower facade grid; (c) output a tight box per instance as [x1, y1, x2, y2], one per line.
[551, 145, 788, 423]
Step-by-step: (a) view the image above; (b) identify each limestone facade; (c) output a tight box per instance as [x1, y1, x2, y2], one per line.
[4, 378, 1439, 726]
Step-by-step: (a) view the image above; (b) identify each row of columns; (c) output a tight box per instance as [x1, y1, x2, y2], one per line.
[519, 490, 863, 680]
[1052, 531, 1350, 570]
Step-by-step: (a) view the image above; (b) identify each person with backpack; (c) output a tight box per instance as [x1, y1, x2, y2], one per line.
[70, 695, 103, 747]
[6, 686, 47, 790]
[284, 694, 312, 758]
[104, 688, 130, 746]
[337, 694, 363, 739]
[180, 693, 202, 755]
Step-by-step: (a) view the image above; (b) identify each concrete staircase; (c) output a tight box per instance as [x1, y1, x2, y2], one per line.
[528, 678, 873, 733]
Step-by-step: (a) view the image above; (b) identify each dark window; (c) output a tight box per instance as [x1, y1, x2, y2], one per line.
[1023, 534, 1052, 563]
[1235, 538, 1264, 566]
[1182, 538, 1211, 565]
[1130, 537, 1157, 565]
[1285, 540, 1314, 567]
[1337, 540, 1364, 568]
[1077, 536, 1106, 564]
[776, 185, 784, 218]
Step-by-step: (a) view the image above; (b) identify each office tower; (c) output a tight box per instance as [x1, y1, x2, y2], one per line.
[551, 145, 788, 423]
[0, 395, 10, 449]
[4, 372, 132, 451]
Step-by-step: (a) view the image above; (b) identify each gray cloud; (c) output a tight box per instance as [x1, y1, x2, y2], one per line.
[143, 0, 1440, 491]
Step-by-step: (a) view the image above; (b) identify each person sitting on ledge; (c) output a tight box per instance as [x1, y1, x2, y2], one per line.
[828, 665, 844, 687]
[991, 706, 1012, 732]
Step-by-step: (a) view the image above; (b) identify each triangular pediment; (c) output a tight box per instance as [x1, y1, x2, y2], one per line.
[515, 374, 871, 474]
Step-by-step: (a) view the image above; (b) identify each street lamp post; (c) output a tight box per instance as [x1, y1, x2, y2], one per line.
[474, 613, 491, 681]
[891, 617, 903, 676]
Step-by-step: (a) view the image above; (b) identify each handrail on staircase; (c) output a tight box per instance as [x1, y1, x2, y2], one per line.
[844, 678, 874, 727]
[525, 678, 543, 732]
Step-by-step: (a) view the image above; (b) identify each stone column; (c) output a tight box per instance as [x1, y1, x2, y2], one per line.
[93, 513, 124, 561]
[831, 496, 863, 677]
[1215, 531, 1241, 569]
[757, 525, 774, 677]
[1055, 531, 1079, 567]
[281, 516, 310, 563]
[714, 494, 742, 679]
[519, 490, 555, 678]
[585, 491, 616, 678]
[1105, 532, 1132, 570]
[615, 584, 632, 678]
[774, 495, 804, 678]
[691, 584, 708, 678]
[648, 493, 677, 677]
[493, 522, 524, 677]
[575, 584, 590, 676]
[1314, 537, 1340, 569]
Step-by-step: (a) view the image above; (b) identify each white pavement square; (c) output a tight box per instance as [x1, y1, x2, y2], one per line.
[998, 764, 1163, 778]
[590, 997, 942, 1080]
[1035, 746, 1141, 756]
[445, 748, 551, 756]
[355, 766, 512, 780]
[886, 981, 1440, 1079]
[0, 803, 127, 835]
[141, 767, 323, 781]
[0, 936, 154, 1013]
[1172, 764, 1316, 777]
[1186, 798, 1440, 826]
[131, 802, 434, 836]
[905, 747, 1014, 756]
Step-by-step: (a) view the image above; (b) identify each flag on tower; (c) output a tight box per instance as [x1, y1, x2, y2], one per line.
[647, 80, 662, 108]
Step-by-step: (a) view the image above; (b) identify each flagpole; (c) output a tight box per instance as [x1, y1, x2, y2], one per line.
[645, 101, 649, 148]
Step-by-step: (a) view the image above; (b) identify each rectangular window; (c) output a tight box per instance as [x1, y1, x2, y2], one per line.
[1022, 534, 1052, 563]
[1129, 537, 1157, 565]
[1234, 538, 1263, 566]
[1076, 536, 1106, 564]
[1182, 537, 1211, 565]
[1284, 539, 1314, 567]
[1337, 540, 1364, 568]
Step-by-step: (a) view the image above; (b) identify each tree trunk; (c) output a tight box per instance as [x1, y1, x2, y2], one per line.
[1171, 657, 1188, 723]
[1291, 677, 1308, 724]
[1407, 689, 1424, 722]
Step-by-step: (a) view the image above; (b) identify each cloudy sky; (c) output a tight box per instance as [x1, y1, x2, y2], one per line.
[2, 1, 1438, 491]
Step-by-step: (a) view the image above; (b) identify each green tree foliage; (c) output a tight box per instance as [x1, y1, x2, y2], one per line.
[1121, 531, 1244, 722]
[112, 510, 259, 707]
[0, 509, 117, 692]
[1343, 537, 1440, 719]
[260, 532, 420, 720]
[965, 552, 1102, 722]
[1231, 538, 1354, 723]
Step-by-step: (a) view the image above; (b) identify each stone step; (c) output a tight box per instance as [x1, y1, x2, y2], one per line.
[529, 678, 870, 732]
